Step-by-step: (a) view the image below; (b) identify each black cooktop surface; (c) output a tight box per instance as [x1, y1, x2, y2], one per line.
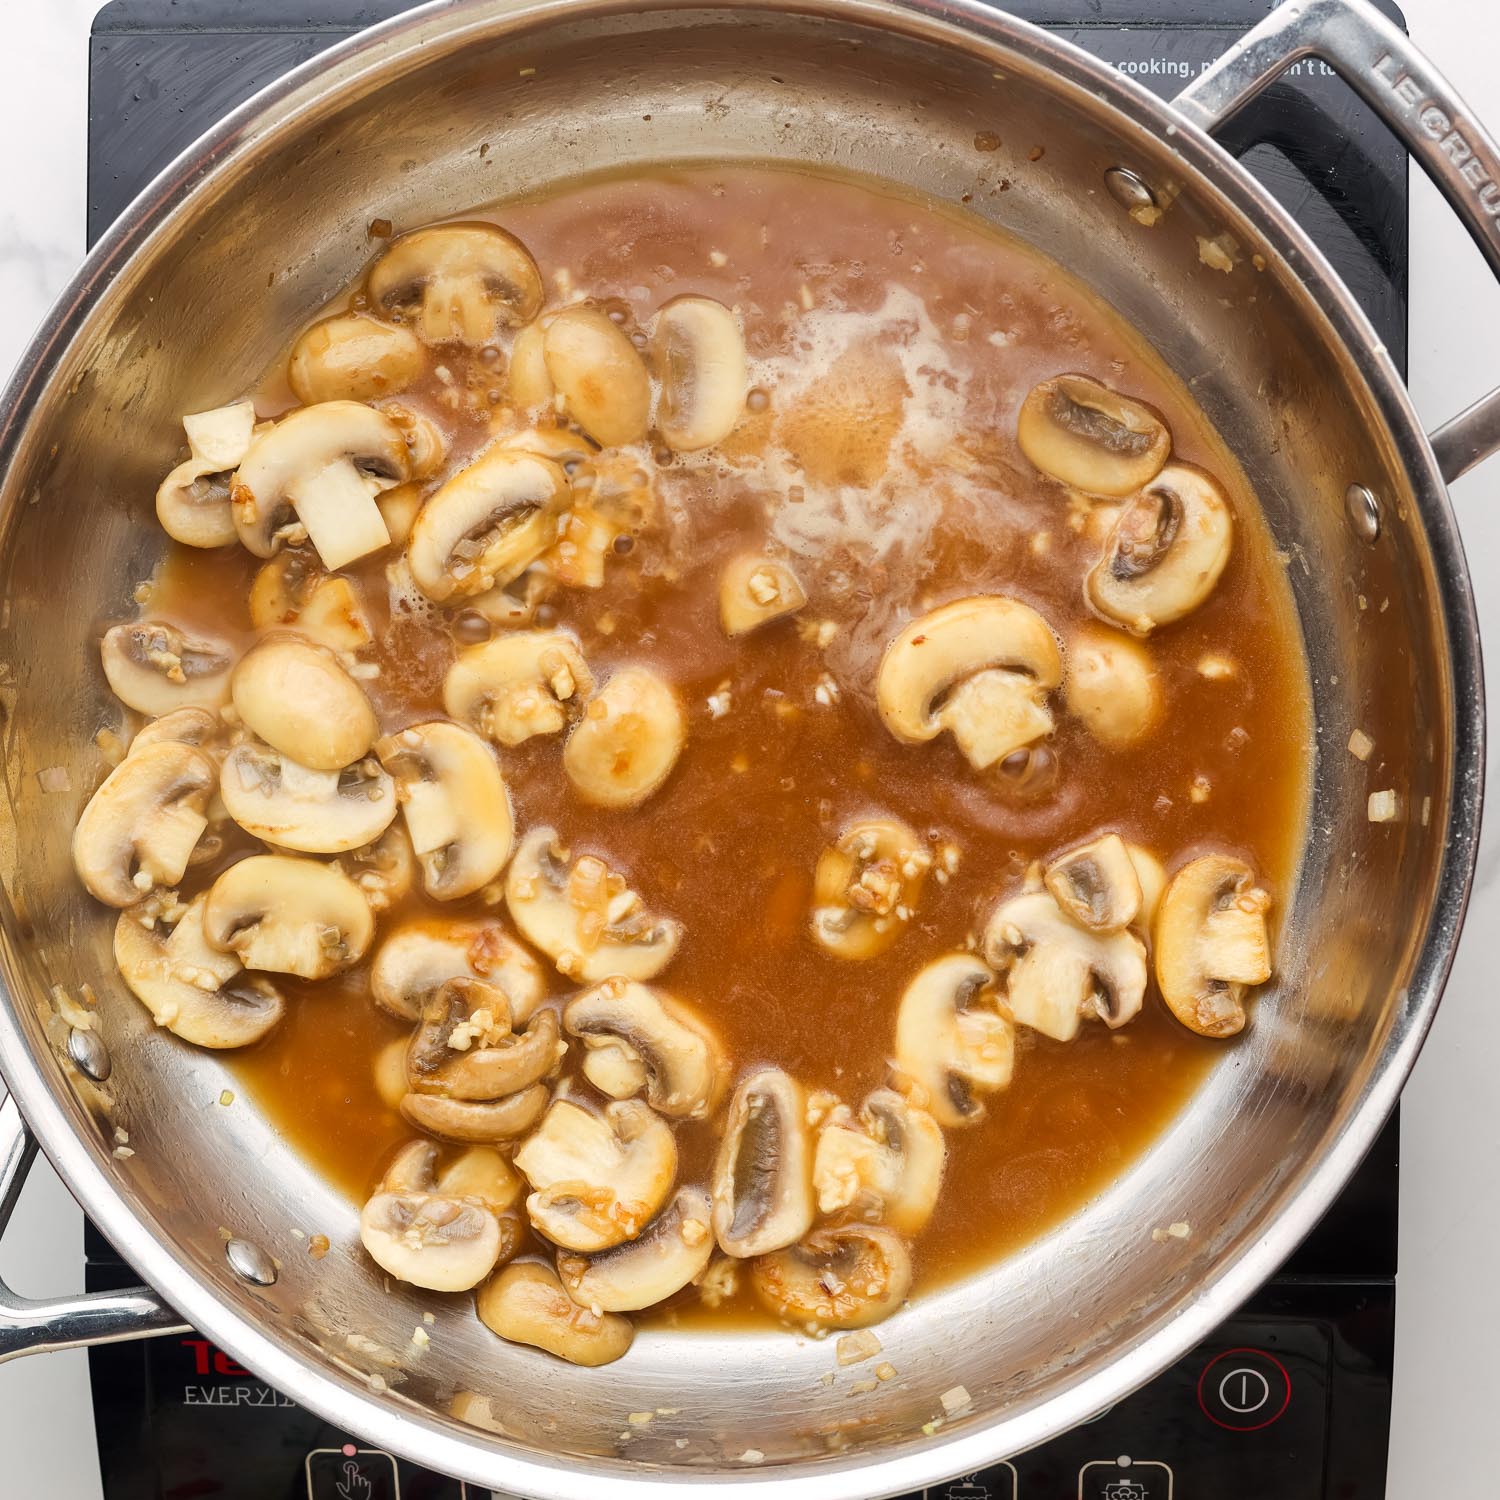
[84, 2, 1406, 1497]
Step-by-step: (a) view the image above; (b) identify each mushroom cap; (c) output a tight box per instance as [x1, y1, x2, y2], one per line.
[542, 305, 651, 448]
[407, 983, 563, 1102]
[231, 635, 378, 772]
[563, 980, 725, 1119]
[201, 853, 374, 978]
[504, 827, 681, 984]
[751, 1224, 913, 1331]
[711, 1066, 815, 1258]
[443, 630, 595, 748]
[812, 1088, 945, 1234]
[408, 449, 569, 603]
[562, 667, 685, 809]
[1016, 373, 1171, 496]
[1064, 627, 1161, 748]
[476, 1261, 634, 1367]
[718, 554, 807, 636]
[113, 895, 285, 1048]
[1155, 853, 1273, 1038]
[370, 917, 546, 1024]
[219, 742, 396, 854]
[101, 621, 235, 718]
[653, 295, 748, 453]
[72, 741, 216, 907]
[367, 223, 544, 345]
[401, 1083, 550, 1143]
[287, 313, 426, 404]
[557, 1185, 715, 1313]
[247, 549, 373, 655]
[811, 816, 931, 960]
[1043, 833, 1143, 933]
[376, 720, 514, 901]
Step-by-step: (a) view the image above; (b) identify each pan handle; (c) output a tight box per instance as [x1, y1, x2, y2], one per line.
[0, 1094, 190, 1362]
[1173, 0, 1500, 484]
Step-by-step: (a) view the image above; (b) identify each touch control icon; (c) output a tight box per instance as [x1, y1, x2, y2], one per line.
[1196, 1347, 1293, 1432]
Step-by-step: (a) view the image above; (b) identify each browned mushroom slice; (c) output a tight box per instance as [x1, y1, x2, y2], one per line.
[288, 313, 426, 404]
[443, 630, 594, 748]
[248, 549, 373, 655]
[1044, 833, 1143, 933]
[1017, 374, 1170, 496]
[811, 816, 931, 960]
[653, 295, 748, 452]
[712, 1067, 814, 1258]
[370, 917, 545, 1025]
[555, 1186, 715, 1313]
[406, 979, 563, 1101]
[476, 1262, 634, 1366]
[401, 1084, 549, 1144]
[542, 305, 651, 448]
[812, 1089, 945, 1234]
[562, 667, 685, 810]
[750, 1225, 912, 1331]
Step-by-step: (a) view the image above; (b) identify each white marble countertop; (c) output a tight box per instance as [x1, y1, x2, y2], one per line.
[2, 1, 1499, 1496]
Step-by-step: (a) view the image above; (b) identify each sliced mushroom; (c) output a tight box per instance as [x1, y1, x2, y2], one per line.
[1064, 628, 1161, 748]
[288, 313, 426, 404]
[113, 894, 284, 1047]
[376, 721, 514, 900]
[557, 1185, 714, 1312]
[476, 1261, 633, 1366]
[377, 482, 425, 547]
[562, 667, 685, 809]
[493, 425, 598, 467]
[1130, 844, 1167, 930]
[248, 550, 373, 655]
[653, 296, 748, 452]
[1155, 854, 1273, 1038]
[156, 401, 258, 548]
[542, 305, 651, 447]
[219, 741, 395, 854]
[443, 630, 595, 748]
[812, 817, 931, 960]
[508, 321, 554, 408]
[563, 980, 724, 1119]
[436, 1144, 523, 1213]
[129, 706, 223, 756]
[712, 1067, 815, 1258]
[1087, 463, 1234, 633]
[367, 223, 544, 345]
[374, 1036, 410, 1110]
[876, 596, 1062, 769]
[540, 447, 654, 589]
[751, 1225, 912, 1331]
[232, 635, 377, 771]
[407, 979, 563, 1101]
[718, 554, 807, 636]
[504, 827, 681, 983]
[201, 853, 374, 978]
[231, 401, 409, 569]
[1044, 833, 1143, 933]
[893, 953, 1013, 1128]
[334, 822, 416, 914]
[408, 449, 569, 603]
[101, 621, 235, 717]
[1016, 374, 1170, 496]
[370, 917, 545, 1025]
[72, 742, 216, 907]
[360, 1139, 517, 1292]
[514, 1099, 678, 1253]
[402, 1083, 550, 1143]
[382, 403, 449, 481]
[983, 889, 1148, 1042]
[812, 1089, 945, 1234]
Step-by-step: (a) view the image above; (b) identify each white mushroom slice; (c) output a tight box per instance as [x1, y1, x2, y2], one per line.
[514, 1099, 678, 1253]
[129, 706, 223, 756]
[231, 401, 409, 568]
[154, 402, 258, 548]
[376, 721, 514, 901]
[751, 1225, 912, 1331]
[504, 827, 681, 983]
[370, 918, 545, 1024]
[1087, 463, 1234, 633]
[182, 401, 258, 471]
[812, 1089, 945, 1234]
[382, 404, 449, 480]
[563, 980, 724, 1120]
[219, 742, 395, 854]
[409, 450, 569, 603]
[562, 667, 685, 809]
[402, 1083, 550, 1143]
[718, 554, 807, 636]
[983, 890, 1148, 1043]
[101, 621, 234, 717]
[232, 635, 377, 772]
[367, 223, 544, 345]
[407, 979, 563, 1101]
[876, 596, 1062, 769]
[376, 481, 425, 547]
[443, 630, 595, 748]
[288, 313, 426, 404]
[360, 1139, 518, 1292]
[542, 306, 651, 448]
[374, 1036, 410, 1110]
[1044, 833, 1143, 933]
[202, 854, 374, 978]
[508, 321, 554, 409]
[113, 894, 284, 1048]
[712, 1067, 815, 1258]
[1064, 627, 1161, 747]
[334, 823, 416, 914]
[893, 954, 1013, 1127]
[653, 295, 748, 452]
[812, 817, 931, 960]
[72, 742, 216, 907]
[436, 1145, 523, 1214]
[1016, 374, 1171, 496]
[1155, 854, 1273, 1038]
[476, 1262, 633, 1366]
[248, 550, 373, 655]
[557, 1185, 714, 1312]
[1129, 845, 1167, 930]
[493, 425, 598, 467]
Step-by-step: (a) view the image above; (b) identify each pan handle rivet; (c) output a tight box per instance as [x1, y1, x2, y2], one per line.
[66, 1027, 110, 1082]
[1345, 483, 1382, 542]
[1104, 166, 1157, 213]
[226, 1237, 278, 1287]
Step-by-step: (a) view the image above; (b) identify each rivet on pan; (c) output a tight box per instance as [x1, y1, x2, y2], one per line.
[67, 1026, 111, 1082]
[1345, 483, 1382, 542]
[226, 1238, 278, 1288]
[1104, 166, 1157, 213]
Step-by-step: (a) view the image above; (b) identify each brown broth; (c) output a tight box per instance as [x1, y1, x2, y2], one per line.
[143, 163, 1312, 1326]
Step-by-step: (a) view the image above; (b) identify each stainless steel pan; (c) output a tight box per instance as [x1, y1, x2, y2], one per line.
[0, 0, 1492, 1495]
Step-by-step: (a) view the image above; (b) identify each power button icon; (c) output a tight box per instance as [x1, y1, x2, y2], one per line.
[1196, 1348, 1291, 1432]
